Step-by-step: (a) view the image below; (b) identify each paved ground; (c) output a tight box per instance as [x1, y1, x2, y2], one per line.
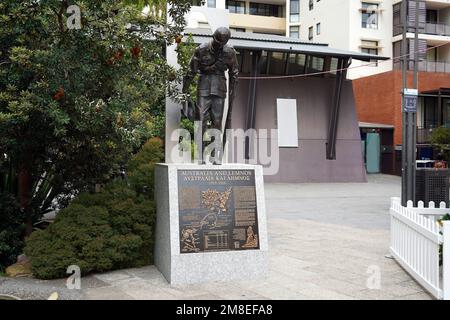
[0, 174, 433, 300]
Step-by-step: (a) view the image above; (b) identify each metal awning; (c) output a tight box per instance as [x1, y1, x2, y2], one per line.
[184, 29, 389, 62]
[420, 88, 450, 96]
[359, 122, 395, 129]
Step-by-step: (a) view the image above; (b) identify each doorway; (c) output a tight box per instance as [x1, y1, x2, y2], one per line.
[366, 133, 381, 173]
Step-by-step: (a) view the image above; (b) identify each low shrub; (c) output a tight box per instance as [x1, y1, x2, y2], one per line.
[24, 138, 163, 279]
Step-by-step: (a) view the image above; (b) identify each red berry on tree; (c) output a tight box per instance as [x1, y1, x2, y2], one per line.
[114, 49, 124, 60]
[130, 46, 141, 58]
[52, 87, 64, 101]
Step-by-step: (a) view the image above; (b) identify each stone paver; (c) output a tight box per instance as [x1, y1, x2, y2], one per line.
[0, 174, 434, 300]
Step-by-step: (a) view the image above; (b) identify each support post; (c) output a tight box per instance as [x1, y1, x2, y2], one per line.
[401, 0, 408, 205]
[326, 58, 347, 160]
[443, 221, 450, 300]
[438, 91, 442, 127]
[245, 50, 260, 160]
[401, 0, 418, 206]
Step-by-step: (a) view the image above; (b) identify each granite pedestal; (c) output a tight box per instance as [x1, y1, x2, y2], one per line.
[154, 163, 268, 285]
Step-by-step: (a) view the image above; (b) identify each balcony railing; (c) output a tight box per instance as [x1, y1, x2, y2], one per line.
[418, 60, 450, 73]
[394, 22, 450, 37]
[425, 22, 450, 37]
[394, 60, 450, 73]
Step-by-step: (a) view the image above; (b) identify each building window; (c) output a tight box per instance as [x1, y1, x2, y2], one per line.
[361, 40, 379, 66]
[289, 26, 299, 38]
[230, 27, 245, 33]
[309, 0, 314, 11]
[308, 26, 313, 40]
[290, 0, 300, 22]
[361, 2, 379, 29]
[316, 22, 321, 35]
[249, 2, 282, 17]
[226, 0, 246, 14]
[207, 0, 216, 8]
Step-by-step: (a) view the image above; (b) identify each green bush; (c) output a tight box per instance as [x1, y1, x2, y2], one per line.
[127, 137, 164, 198]
[24, 138, 163, 279]
[0, 194, 24, 269]
[430, 127, 450, 162]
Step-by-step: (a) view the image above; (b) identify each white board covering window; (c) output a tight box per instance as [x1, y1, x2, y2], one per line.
[276, 98, 298, 147]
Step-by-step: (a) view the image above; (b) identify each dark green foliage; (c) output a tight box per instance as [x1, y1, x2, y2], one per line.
[0, 0, 191, 235]
[0, 194, 24, 268]
[175, 34, 198, 99]
[127, 137, 164, 198]
[24, 138, 163, 279]
[430, 127, 450, 162]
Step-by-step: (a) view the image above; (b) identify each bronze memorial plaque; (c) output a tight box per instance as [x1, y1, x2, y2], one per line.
[178, 169, 259, 253]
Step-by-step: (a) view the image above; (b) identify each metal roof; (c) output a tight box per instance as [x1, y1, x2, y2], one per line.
[184, 29, 389, 62]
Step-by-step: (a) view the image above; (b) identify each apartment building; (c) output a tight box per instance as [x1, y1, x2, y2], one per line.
[188, 1, 450, 77]
[172, 2, 387, 182]
[183, 0, 450, 174]
[290, 0, 393, 79]
[351, 0, 450, 174]
[188, 0, 287, 35]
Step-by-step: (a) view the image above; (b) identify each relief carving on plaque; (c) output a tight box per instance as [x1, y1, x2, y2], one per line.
[178, 170, 260, 253]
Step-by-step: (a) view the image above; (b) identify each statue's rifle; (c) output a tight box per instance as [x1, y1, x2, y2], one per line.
[222, 94, 233, 156]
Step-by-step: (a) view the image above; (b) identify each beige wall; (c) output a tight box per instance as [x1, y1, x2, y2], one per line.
[228, 0, 286, 34]
[229, 13, 286, 34]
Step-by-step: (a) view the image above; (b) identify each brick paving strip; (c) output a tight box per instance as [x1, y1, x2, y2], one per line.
[0, 175, 433, 300]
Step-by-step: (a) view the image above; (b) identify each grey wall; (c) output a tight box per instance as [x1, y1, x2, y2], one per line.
[231, 76, 367, 183]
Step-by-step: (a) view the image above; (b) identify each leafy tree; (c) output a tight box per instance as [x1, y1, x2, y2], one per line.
[0, 0, 191, 236]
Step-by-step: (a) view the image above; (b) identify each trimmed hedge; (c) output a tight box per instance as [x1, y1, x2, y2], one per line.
[24, 138, 163, 279]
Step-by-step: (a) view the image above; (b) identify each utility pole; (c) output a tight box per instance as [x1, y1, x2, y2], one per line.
[401, 0, 419, 206]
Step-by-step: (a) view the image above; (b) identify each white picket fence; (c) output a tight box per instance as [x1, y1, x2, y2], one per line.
[390, 197, 450, 299]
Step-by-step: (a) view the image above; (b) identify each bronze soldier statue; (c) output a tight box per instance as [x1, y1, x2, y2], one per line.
[182, 27, 239, 164]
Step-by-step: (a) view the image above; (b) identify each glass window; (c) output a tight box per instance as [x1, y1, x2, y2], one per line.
[289, 26, 299, 38]
[226, 0, 246, 14]
[287, 53, 307, 75]
[361, 40, 379, 66]
[268, 52, 287, 75]
[249, 2, 282, 17]
[207, 0, 216, 8]
[316, 22, 321, 35]
[290, 0, 300, 22]
[362, 2, 378, 29]
[230, 27, 245, 32]
[329, 57, 339, 75]
[309, 0, 314, 11]
[308, 26, 313, 40]
[308, 56, 324, 72]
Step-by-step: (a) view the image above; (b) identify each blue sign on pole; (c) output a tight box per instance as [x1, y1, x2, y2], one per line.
[403, 88, 418, 113]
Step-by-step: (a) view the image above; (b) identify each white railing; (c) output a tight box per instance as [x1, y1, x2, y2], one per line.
[390, 197, 450, 300]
